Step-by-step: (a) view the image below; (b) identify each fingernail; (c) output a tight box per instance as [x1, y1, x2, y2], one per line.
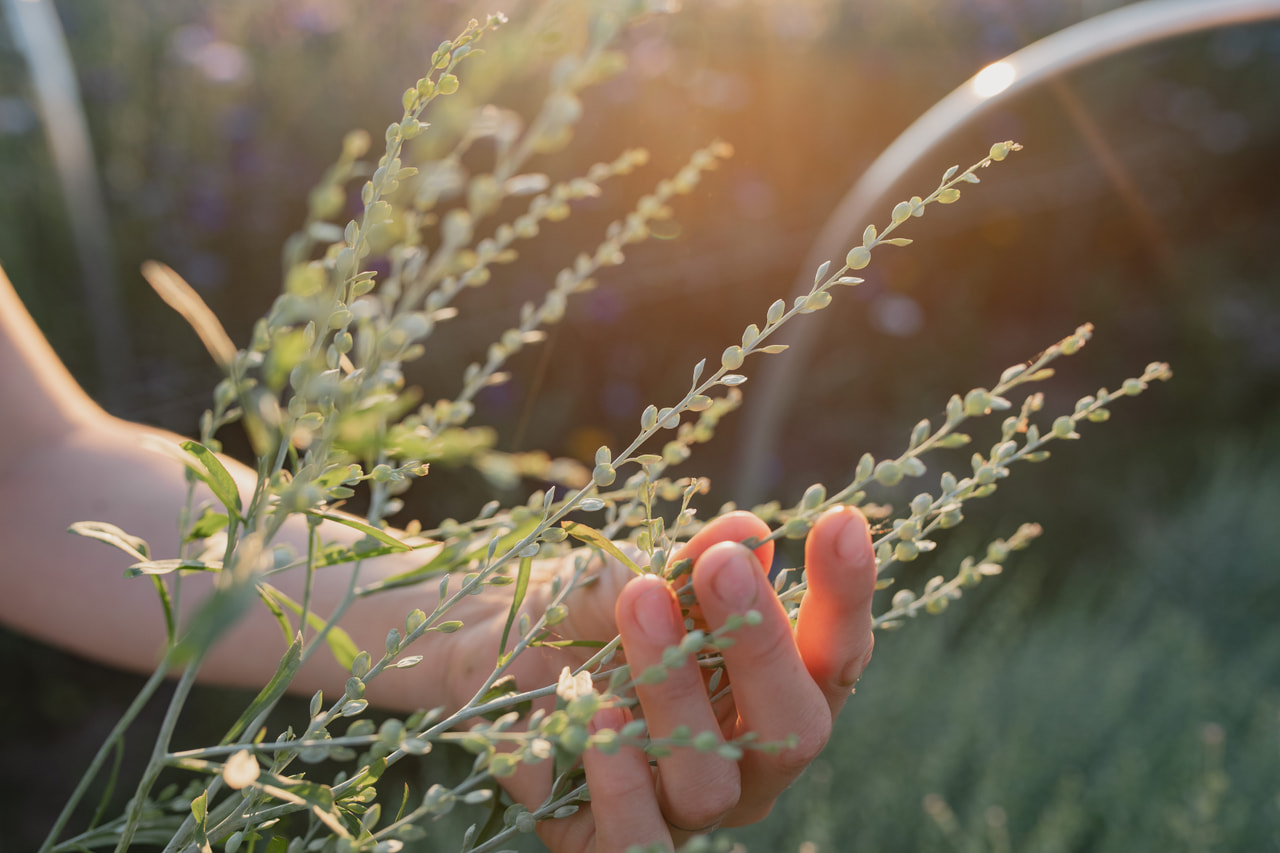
[588, 705, 627, 735]
[835, 509, 870, 564]
[705, 544, 758, 611]
[632, 577, 680, 644]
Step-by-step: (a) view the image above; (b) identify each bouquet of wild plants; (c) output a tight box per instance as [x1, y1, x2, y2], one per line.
[43, 5, 1169, 852]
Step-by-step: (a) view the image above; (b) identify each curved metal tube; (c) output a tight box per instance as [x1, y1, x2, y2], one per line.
[734, 0, 1280, 502]
[2, 0, 131, 412]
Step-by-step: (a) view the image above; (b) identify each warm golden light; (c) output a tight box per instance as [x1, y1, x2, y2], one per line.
[972, 61, 1017, 98]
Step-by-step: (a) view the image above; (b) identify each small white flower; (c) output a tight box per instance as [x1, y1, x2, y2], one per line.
[555, 666, 594, 703]
[222, 749, 260, 790]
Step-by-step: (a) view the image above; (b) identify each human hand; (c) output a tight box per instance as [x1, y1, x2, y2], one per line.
[485, 506, 876, 852]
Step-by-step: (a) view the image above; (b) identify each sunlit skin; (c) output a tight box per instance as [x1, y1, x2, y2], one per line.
[0, 263, 876, 851]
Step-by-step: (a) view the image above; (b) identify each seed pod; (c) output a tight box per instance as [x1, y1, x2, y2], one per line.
[802, 483, 826, 510]
[592, 463, 616, 487]
[767, 298, 786, 324]
[846, 246, 872, 270]
[874, 460, 904, 486]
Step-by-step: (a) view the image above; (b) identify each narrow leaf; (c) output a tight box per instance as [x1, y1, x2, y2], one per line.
[530, 638, 609, 649]
[367, 518, 540, 593]
[125, 558, 223, 578]
[69, 520, 150, 562]
[314, 542, 405, 568]
[180, 440, 243, 517]
[305, 509, 416, 552]
[561, 522, 645, 575]
[255, 584, 294, 646]
[499, 557, 533, 659]
[185, 507, 229, 542]
[221, 634, 303, 745]
[259, 584, 359, 669]
[150, 576, 176, 646]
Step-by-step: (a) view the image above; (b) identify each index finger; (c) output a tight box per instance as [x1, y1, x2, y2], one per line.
[673, 510, 773, 578]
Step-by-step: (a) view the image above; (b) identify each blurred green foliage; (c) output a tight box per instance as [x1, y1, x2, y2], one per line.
[735, 427, 1280, 851]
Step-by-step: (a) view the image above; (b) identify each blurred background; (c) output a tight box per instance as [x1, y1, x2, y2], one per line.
[2, 0, 1279, 849]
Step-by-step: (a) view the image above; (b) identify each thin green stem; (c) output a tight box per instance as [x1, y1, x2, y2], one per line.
[38, 654, 174, 853]
[113, 656, 204, 852]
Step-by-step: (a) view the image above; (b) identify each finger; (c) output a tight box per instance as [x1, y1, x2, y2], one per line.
[616, 573, 741, 836]
[538, 706, 673, 853]
[556, 547, 635, 645]
[673, 510, 773, 579]
[558, 510, 773, 645]
[691, 541, 831, 822]
[795, 506, 878, 715]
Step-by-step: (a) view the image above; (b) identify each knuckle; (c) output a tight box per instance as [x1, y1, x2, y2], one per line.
[743, 627, 797, 670]
[731, 799, 775, 826]
[589, 760, 654, 803]
[860, 632, 876, 671]
[775, 712, 831, 774]
[834, 631, 876, 690]
[664, 766, 740, 827]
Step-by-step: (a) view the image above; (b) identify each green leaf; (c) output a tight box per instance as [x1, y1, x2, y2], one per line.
[221, 634, 303, 745]
[530, 638, 608, 649]
[191, 790, 207, 824]
[180, 440, 243, 517]
[256, 773, 336, 811]
[499, 557, 533, 660]
[125, 558, 223, 578]
[561, 522, 645, 575]
[314, 542, 405, 568]
[305, 509, 416, 552]
[366, 517, 541, 593]
[68, 520, 150, 562]
[185, 507, 230, 542]
[255, 585, 294, 646]
[150, 576, 176, 647]
[259, 583, 359, 670]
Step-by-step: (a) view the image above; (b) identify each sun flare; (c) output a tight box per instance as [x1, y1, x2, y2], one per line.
[972, 60, 1017, 98]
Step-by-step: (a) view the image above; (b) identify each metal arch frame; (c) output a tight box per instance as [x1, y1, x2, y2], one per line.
[2, 0, 131, 412]
[734, 0, 1280, 503]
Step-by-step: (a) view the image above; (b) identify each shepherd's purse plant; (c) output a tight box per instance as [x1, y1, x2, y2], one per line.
[41, 5, 1170, 852]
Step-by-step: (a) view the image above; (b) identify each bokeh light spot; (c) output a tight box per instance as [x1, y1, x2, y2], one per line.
[972, 61, 1016, 99]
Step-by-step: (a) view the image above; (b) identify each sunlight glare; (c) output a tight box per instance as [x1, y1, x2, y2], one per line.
[972, 61, 1017, 99]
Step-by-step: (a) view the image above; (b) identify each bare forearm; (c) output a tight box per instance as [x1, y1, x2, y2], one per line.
[0, 262, 460, 709]
[0, 412, 458, 709]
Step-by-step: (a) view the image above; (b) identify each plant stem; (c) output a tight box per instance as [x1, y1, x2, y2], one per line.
[38, 654, 174, 853]
[113, 656, 204, 852]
